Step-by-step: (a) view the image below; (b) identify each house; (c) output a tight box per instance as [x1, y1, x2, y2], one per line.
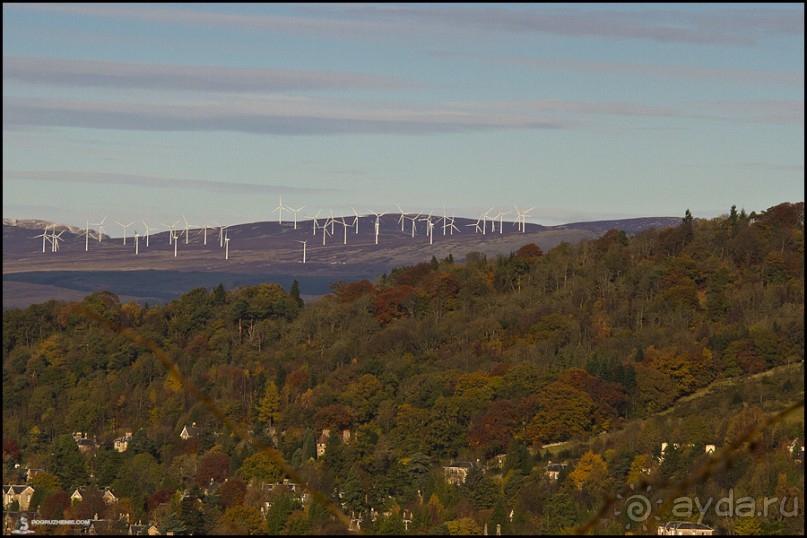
[258, 479, 310, 512]
[315, 428, 351, 458]
[24, 468, 45, 482]
[71, 487, 119, 506]
[179, 422, 200, 441]
[2, 485, 35, 511]
[88, 518, 128, 535]
[657, 521, 714, 535]
[128, 522, 160, 535]
[544, 462, 568, 481]
[114, 431, 133, 453]
[443, 462, 474, 485]
[73, 432, 100, 454]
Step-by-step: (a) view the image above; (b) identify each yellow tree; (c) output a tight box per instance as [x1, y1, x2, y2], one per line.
[568, 450, 608, 491]
[256, 381, 281, 428]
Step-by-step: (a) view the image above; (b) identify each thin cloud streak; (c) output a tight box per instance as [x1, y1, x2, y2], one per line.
[3, 56, 417, 93]
[3, 170, 350, 196]
[13, 3, 803, 46]
[441, 53, 804, 87]
[3, 96, 569, 135]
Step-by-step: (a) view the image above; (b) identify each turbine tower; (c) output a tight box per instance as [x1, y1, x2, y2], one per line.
[272, 196, 285, 225]
[289, 206, 305, 230]
[83, 220, 91, 252]
[181, 215, 197, 245]
[297, 240, 307, 264]
[33, 225, 52, 254]
[90, 215, 107, 242]
[134, 231, 140, 255]
[225, 236, 230, 260]
[50, 229, 65, 252]
[116, 221, 134, 245]
[368, 210, 384, 245]
[141, 221, 152, 247]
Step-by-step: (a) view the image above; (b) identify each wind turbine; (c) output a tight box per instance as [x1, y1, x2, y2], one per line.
[337, 216, 353, 245]
[305, 209, 322, 236]
[116, 221, 134, 245]
[224, 236, 230, 260]
[351, 207, 361, 234]
[396, 205, 408, 232]
[33, 225, 52, 254]
[297, 240, 307, 263]
[83, 220, 92, 252]
[91, 215, 107, 242]
[368, 210, 384, 245]
[134, 231, 140, 255]
[321, 219, 332, 246]
[181, 215, 197, 245]
[289, 206, 305, 230]
[198, 223, 213, 245]
[141, 221, 153, 247]
[50, 229, 65, 252]
[272, 196, 285, 225]
[161, 220, 180, 245]
[492, 210, 510, 234]
[420, 214, 435, 245]
[513, 206, 534, 233]
[407, 213, 421, 238]
[172, 230, 179, 257]
[213, 221, 229, 247]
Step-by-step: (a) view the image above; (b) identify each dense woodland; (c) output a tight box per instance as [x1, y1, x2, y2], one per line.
[3, 202, 804, 535]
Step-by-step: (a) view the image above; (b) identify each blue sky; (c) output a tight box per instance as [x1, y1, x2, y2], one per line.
[3, 3, 803, 230]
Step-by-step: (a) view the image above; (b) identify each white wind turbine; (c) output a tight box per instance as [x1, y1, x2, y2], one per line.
[407, 213, 421, 238]
[50, 229, 65, 252]
[161, 220, 180, 246]
[446, 216, 460, 236]
[213, 221, 229, 247]
[396, 205, 408, 232]
[141, 221, 153, 247]
[198, 223, 213, 246]
[368, 210, 384, 245]
[33, 225, 52, 254]
[134, 231, 140, 255]
[513, 206, 534, 233]
[91, 215, 107, 242]
[172, 230, 179, 257]
[297, 240, 307, 264]
[351, 207, 361, 234]
[420, 214, 435, 245]
[493, 210, 510, 234]
[116, 221, 134, 245]
[181, 215, 197, 245]
[272, 196, 285, 225]
[224, 236, 230, 260]
[321, 219, 332, 246]
[466, 219, 482, 234]
[305, 209, 322, 236]
[289, 206, 305, 230]
[337, 216, 353, 245]
[83, 220, 92, 252]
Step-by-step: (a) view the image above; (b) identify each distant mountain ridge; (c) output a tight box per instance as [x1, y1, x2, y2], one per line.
[3, 214, 682, 309]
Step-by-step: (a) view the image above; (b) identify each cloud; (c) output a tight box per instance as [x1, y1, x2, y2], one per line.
[3, 56, 417, 93]
[11, 3, 803, 46]
[439, 53, 804, 87]
[2, 170, 350, 196]
[3, 96, 568, 135]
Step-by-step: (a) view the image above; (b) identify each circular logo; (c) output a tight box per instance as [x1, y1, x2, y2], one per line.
[614, 484, 663, 531]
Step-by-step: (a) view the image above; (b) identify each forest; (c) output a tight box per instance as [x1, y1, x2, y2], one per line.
[2, 202, 804, 535]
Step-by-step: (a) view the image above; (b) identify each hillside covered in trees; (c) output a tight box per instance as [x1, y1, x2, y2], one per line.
[2, 202, 804, 535]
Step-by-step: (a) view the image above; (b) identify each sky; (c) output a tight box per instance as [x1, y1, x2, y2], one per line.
[3, 3, 804, 231]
